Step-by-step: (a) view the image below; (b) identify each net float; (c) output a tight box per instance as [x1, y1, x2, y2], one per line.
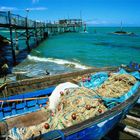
[85, 105, 91, 110]
[98, 109, 102, 113]
[98, 99, 102, 103]
[44, 123, 50, 129]
[119, 77, 122, 81]
[76, 99, 80, 104]
[66, 89, 70, 94]
[51, 112, 55, 117]
[114, 77, 118, 81]
[88, 77, 91, 82]
[60, 91, 64, 96]
[82, 77, 86, 82]
[71, 113, 77, 120]
[58, 104, 61, 111]
[102, 85, 105, 89]
[62, 100, 66, 104]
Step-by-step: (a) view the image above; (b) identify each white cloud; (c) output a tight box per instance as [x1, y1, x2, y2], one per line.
[32, 0, 39, 3]
[28, 7, 48, 11]
[0, 6, 47, 12]
[0, 6, 18, 11]
[86, 19, 109, 25]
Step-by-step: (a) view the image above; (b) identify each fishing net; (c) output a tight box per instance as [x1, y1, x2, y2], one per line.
[8, 87, 107, 139]
[8, 71, 139, 139]
[96, 73, 137, 98]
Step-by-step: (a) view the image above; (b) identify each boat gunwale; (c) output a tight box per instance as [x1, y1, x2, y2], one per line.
[33, 85, 140, 140]
[2, 67, 117, 89]
[1, 66, 139, 139]
[62, 87, 140, 136]
[0, 67, 117, 98]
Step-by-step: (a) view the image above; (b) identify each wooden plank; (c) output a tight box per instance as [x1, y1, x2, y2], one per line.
[118, 123, 140, 139]
[126, 115, 140, 123]
[123, 125, 140, 139]
[0, 96, 48, 103]
[122, 115, 140, 129]
[3, 67, 116, 96]
[8, 11, 16, 64]
[7, 108, 50, 129]
[129, 106, 140, 118]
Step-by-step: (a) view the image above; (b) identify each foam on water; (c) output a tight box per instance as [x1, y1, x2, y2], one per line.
[28, 55, 89, 69]
[1, 30, 10, 33]
[80, 31, 89, 34]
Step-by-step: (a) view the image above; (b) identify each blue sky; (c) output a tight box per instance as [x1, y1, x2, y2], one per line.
[0, 0, 140, 26]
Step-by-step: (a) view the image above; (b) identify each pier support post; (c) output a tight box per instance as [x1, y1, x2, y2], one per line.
[42, 22, 44, 39]
[8, 11, 16, 65]
[84, 23, 86, 32]
[73, 25, 76, 32]
[34, 22, 39, 45]
[15, 28, 19, 50]
[25, 17, 31, 52]
[39, 22, 43, 40]
[50, 27, 53, 35]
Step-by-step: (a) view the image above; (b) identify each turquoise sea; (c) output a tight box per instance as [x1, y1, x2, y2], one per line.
[1, 27, 140, 77]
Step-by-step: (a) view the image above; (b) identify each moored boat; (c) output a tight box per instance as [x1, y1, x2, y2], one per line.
[110, 31, 137, 37]
[108, 22, 137, 37]
[0, 66, 140, 140]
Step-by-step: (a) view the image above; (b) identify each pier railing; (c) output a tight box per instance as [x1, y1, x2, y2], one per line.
[0, 11, 82, 28]
[0, 11, 46, 28]
[0, 11, 83, 65]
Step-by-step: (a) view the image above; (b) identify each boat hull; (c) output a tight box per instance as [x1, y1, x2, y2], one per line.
[31, 82, 140, 140]
[0, 67, 139, 140]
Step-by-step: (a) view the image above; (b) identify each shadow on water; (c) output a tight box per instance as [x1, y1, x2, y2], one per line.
[0, 42, 41, 75]
[93, 41, 140, 51]
[0, 45, 13, 73]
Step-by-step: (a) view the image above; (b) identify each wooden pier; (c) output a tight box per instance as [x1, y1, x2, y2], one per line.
[0, 11, 83, 65]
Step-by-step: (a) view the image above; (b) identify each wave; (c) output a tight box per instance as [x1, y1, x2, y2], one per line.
[80, 31, 89, 34]
[0, 30, 25, 33]
[27, 55, 89, 69]
[0, 30, 10, 33]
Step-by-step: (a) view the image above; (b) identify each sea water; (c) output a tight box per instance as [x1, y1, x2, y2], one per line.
[1, 27, 140, 77]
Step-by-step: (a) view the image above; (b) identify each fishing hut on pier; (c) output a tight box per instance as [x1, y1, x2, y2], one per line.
[0, 11, 83, 66]
[58, 19, 82, 32]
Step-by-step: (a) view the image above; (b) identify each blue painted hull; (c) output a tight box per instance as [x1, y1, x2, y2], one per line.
[32, 96, 137, 140]
[65, 113, 122, 140]
[0, 68, 139, 140]
[0, 87, 55, 120]
[31, 70, 140, 140]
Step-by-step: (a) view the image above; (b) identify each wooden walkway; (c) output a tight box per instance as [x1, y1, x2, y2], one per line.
[0, 11, 83, 66]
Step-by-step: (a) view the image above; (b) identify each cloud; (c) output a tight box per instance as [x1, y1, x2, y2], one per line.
[27, 7, 48, 11]
[0, 6, 18, 11]
[0, 6, 47, 11]
[86, 19, 109, 25]
[32, 0, 39, 3]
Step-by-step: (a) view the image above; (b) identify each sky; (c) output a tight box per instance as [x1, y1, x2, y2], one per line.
[0, 0, 140, 26]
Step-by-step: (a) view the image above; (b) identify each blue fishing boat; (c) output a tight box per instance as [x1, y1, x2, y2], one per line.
[0, 67, 139, 140]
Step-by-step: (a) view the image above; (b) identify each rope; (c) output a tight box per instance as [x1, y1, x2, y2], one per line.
[0, 83, 7, 89]
[0, 96, 49, 103]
